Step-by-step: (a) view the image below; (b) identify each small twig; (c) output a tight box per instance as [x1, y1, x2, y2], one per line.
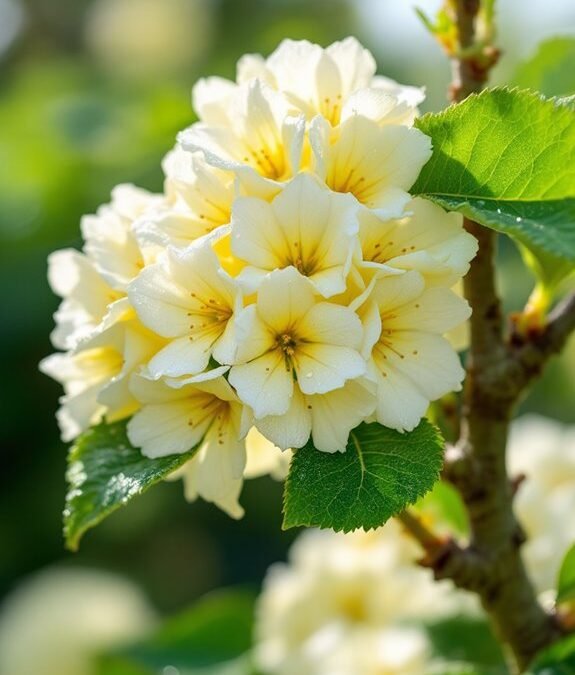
[397, 509, 446, 551]
[507, 293, 575, 395]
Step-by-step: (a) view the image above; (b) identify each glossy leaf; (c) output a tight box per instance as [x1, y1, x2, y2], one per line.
[64, 420, 198, 551]
[511, 39, 575, 292]
[413, 88, 575, 271]
[557, 543, 575, 604]
[283, 420, 444, 532]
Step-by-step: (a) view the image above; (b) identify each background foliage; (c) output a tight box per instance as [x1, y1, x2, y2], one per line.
[1, 0, 574, 659]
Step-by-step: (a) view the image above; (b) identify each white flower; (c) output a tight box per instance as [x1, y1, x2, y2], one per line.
[228, 268, 366, 423]
[81, 183, 163, 291]
[164, 146, 233, 229]
[254, 376, 377, 453]
[181, 79, 306, 197]
[243, 427, 292, 481]
[508, 415, 575, 594]
[44, 184, 165, 429]
[0, 567, 155, 675]
[128, 367, 247, 517]
[128, 236, 240, 379]
[358, 197, 478, 287]
[254, 523, 463, 675]
[309, 113, 432, 219]
[236, 37, 424, 126]
[359, 271, 470, 432]
[47, 249, 122, 350]
[231, 173, 360, 297]
[40, 320, 162, 441]
[42, 35, 481, 522]
[133, 147, 235, 256]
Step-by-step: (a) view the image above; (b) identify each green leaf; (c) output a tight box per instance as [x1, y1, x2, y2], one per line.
[113, 590, 256, 672]
[557, 543, 575, 604]
[529, 634, 575, 674]
[513, 38, 575, 98]
[417, 480, 470, 537]
[412, 88, 575, 272]
[425, 615, 507, 669]
[514, 38, 575, 288]
[427, 665, 505, 675]
[283, 420, 444, 532]
[96, 655, 152, 675]
[64, 420, 197, 551]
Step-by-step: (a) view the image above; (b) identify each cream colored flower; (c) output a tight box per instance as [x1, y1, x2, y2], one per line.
[128, 367, 247, 517]
[309, 114, 432, 219]
[243, 427, 292, 481]
[236, 37, 424, 127]
[128, 236, 240, 379]
[47, 249, 121, 350]
[254, 376, 376, 453]
[508, 415, 575, 594]
[228, 268, 366, 422]
[40, 319, 162, 441]
[255, 523, 463, 675]
[164, 146, 233, 231]
[231, 173, 360, 297]
[358, 197, 478, 287]
[48, 185, 162, 351]
[81, 183, 162, 291]
[358, 271, 470, 432]
[134, 146, 234, 256]
[181, 79, 306, 197]
[0, 567, 155, 675]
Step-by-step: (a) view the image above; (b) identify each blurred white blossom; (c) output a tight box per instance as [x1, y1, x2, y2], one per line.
[85, 0, 214, 79]
[254, 524, 466, 675]
[508, 415, 575, 594]
[0, 567, 155, 675]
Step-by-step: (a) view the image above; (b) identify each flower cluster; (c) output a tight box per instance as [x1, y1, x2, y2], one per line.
[254, 523, 470, 675]
[42, 38, 477, 517]
[254, 414, 575, 674]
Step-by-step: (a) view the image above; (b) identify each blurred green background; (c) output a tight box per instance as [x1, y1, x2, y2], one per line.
[1, 0, 574, 622]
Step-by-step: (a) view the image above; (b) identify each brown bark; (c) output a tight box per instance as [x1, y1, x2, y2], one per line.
[398, 1, 575, 670]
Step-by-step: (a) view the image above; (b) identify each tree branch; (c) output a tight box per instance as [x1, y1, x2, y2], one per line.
[411, 1, 567, 671]
[506, 293, 575, 396]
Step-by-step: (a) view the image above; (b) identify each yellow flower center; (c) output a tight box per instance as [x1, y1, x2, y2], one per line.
[277, 333, 297, 357]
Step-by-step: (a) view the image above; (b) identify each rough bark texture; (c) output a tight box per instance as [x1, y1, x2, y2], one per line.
[398, 1, 575, 671]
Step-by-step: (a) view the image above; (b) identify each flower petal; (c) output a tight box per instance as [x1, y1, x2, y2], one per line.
[256, 268, 316, 333]
[369, 360, 429, 432]
[374, 332, 465, 401]
[244, 427, 291, 480]
[298, 302, 363, 348]
[127, 399, 210, 458]
[384, 287, 471, 334]
[229, 350, 294, 418]
[308, 376, 377, 452]
[294, 343, 366, 395]
[255, 388, 312, 451]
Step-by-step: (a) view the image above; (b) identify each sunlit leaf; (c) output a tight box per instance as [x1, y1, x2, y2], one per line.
[413, 88, 575, 276]
[64, 420, 197, 551]
[283, 420, 444, 532]
[557, 543, 575, 604]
